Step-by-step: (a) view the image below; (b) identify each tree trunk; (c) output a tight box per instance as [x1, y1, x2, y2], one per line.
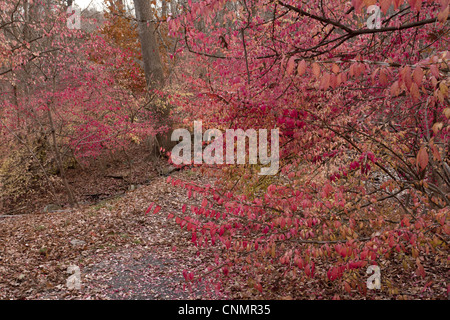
[47, 79, 78, 208]
[133, 0, 175, 156]
[47, 107, 78, 208]
[161, 0, 168, 18]
[170, 0, 177, 16]
[133, 0, 164, 89]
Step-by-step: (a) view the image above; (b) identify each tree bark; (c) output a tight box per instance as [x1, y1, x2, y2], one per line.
[161, 0, 168, 18]
[170, 0, 177, 16]
[47, 79, 78, 208]
[133, 0, 164, 89]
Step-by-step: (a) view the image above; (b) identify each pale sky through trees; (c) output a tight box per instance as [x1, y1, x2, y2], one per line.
[74, 0, 103, 10]
[74, 0, 135, 10]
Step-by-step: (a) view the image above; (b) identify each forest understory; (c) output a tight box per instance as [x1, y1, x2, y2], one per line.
[0, 150, 447, 300]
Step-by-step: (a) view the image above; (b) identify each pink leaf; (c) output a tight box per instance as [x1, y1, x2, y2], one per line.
[286, 56, 296, 76]
[297, 59, 306, 76]
[416, 147, 429, 171]
[145, 203, 154, 215]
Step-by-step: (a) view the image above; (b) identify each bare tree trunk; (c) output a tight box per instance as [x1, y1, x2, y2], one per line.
[133, 0, 164, 89]
[161, 0, 168, 18]
[47, 106, 78, 208]
[170, 0, 177, 17]
[133, 0, 175, 155]
[47, 79, 78, 208]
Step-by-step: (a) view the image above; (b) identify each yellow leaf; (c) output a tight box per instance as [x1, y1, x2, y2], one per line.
[402, 259, 408, 270]
[443, 108, 450, 118]
[271, 243, 276, 258]
[437, 90, 445, 103]
[439, 82, 448, 96]
[432, 122, 443, 135]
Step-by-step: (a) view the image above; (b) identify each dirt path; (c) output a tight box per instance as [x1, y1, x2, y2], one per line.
[0, 171, 225, 300]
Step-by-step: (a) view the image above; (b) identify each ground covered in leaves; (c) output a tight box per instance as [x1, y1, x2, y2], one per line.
[0, 170, 224, 299]
[0, 170, 448, 300]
